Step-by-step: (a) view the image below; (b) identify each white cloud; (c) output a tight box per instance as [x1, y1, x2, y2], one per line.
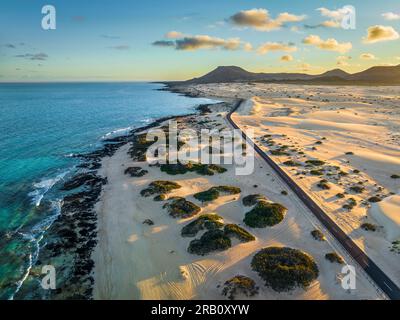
[153, 34, 249, 51]
[363, 25, 399, 43]
[257, 42, 297, 55]
[360, 53, 377, 60]
[229, 8, 306, 31]
[165, 31, 184, 39]
[321, 20, 341, 28]
[303, 35, 352, 53]
[336, 55, 351, 66]
[244, 42, 253, 52]
[281, 54, 293, 62]
[382, 12, 400, 21]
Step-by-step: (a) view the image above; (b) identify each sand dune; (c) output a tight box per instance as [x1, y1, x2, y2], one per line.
[370, 195, 400, 242]
[181, 82, 399, 290]
[92, 107, 382, 300]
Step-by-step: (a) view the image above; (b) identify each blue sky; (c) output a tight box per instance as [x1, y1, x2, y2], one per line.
[0, 0, 399, 81]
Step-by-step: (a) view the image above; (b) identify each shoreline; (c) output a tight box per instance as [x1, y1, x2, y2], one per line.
[15, 101, 218, 299]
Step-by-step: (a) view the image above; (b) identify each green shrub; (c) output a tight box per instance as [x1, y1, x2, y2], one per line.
[124, 167, 148, 177]
[188, 229, 231, 255]
[224, 224, 255, 242]
[244, 201, 287, 228]
[194, 186, 241, 202]
[140, 180, 181, 197]
[181, 214, 224, 237]
[130, 133, 156, 161]
[251, 247, 319, 292]
[306, 160, 325, 166]
[310, 169, 324, 176]
[336, 193, 345, 199]
[163, 197, 201, 218]
[242, 194, 267, 206]
[361, 223, 377, 232]
[325, 252, 344, 264]
[311, 230, 325, 241]
[270, 149, 290, 156]
[160, 162, 227, 176]
[154, 194, 167, 201]
[215, 186, 241, 194]
[391, 174, 400, 179]
[194, 188, 220, 202]
[222, 275, 259, 300]
[350, 185, 365, 194]
[368, 196, 381, 203]
[317, 179, 330, 190]
[343, 198, 357, 210]
[283, 160, 301, 167]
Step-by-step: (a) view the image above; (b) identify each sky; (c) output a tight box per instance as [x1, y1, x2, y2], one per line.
[0, 0, 399, 82]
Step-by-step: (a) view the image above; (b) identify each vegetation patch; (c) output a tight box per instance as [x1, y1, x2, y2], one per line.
[343, 198, 357, 211]
[130, 133, 156, 161]
[325, 252, 344, 264]
[311, 229, 326, 241]
[181, 214, 224, 237]
[222, 275, 259, 300]
[283, 160, 301, 167]
[242, 194, 267, 207]
[163, 197, 201, 218]
[306, 159, 325, 166]
[194, 186, 241, 203]
[251, 247, 319, 292]
[270, 149, 290, 156]
[188, 229, 231, 255]
[224, 224, 255, 243]
[140, 180, 181, 197]
[361, 223, 377, 232]
[317, 179, 330, 190]
[310, 169, 324, 176]
[391, 174, 400, 179]
[350, 185, 365, 194]
[154, 194, 167, 201]
[336, 193, 345, 199]
[368, 196, 382, 203]
[160, 161, 227, 176]
[124, 167, 148, 177]
[244, 201, 287, 228]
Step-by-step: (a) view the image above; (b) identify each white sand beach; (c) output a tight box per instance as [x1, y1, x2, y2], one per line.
[91, 96, 388, 300]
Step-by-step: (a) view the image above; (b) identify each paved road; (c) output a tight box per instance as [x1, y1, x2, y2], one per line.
[227, 99, 400, 300]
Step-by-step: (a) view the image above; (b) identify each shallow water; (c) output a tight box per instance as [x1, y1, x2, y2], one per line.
[0, 82, 217, 299]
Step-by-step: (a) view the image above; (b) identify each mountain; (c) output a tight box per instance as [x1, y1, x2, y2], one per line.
[316, 69, 351, 79]
[180, 64, 400, 85]
[186, 66, 259, 84]
[349, 65, 400, 82]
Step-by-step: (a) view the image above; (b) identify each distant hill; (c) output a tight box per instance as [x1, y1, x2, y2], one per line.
[178, 64, 400, 85]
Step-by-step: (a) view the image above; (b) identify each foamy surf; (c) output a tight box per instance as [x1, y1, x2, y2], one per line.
[9, 200, 62, 300]
[28, 171, 69, 207]
[101, 126, 134, 139]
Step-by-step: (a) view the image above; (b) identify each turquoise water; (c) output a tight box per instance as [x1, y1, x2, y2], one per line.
[0, 82, 217, 299]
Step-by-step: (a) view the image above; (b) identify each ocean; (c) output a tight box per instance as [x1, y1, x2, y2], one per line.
[0, 82, 217, 299]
